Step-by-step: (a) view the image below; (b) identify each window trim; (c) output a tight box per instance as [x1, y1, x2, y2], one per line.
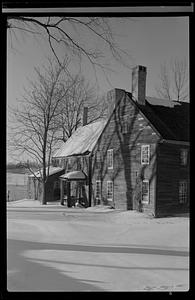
[121, 121, 128, 134]
[107, 181, 113, 201]
[107, 149, 113, 169]
[180, 149, 188, 166]
[141, 180, 150, 204]
[141, 145, 150, 165]
[96, 151, 101, 169]
[67, 157, 72, 170]
[179, 180, 188, 204]
[95, 180, 101, 200]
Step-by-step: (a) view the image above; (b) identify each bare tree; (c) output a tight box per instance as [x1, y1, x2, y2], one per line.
[8, 58, 108, 203]
[7, 17, 132, 76]
[155, 58, 189, 101]
[8, 57, 73, 204]
[55, 75, 108, 142]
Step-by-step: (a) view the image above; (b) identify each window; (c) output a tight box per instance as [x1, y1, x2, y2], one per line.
[141, 145, 150, 165]
[180, 149, 188, 166]
[77, 157, 82, 170]
[58, 158, 65, 168]
[53, 180, 60, 189]
[142, 180, 149, 204]
[67, 157, 72, 170]
[121, 122, 129, 134]
[107, 149, 113, 169]
[52, 159, 57, 167]
[96, 151, 101, 169]
[107, 181, 113, 201]
[95, 181, 101, 200]
[179, 180, 188, 203]
[58, 159, 62, 167]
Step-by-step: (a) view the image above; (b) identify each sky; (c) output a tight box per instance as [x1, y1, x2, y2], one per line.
[7, 16, 189, 162]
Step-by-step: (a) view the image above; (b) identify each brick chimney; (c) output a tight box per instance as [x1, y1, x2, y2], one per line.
[131, 65, 147, 105]
[83, 107, 88, 126]
[107, 88, 125, 116]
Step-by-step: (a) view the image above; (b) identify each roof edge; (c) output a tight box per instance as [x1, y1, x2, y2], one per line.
[159, 139, 190, 146]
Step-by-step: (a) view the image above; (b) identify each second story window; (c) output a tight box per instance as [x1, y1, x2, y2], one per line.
[107, 149, 113, 169]
[141, 145, 150, 165]
[180, 149, 188, 166]
[121, 122, 129, 134]
[96, 151, 101, 169]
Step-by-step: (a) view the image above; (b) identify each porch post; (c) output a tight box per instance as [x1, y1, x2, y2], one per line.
[88, 155, 92, 207]
[60, 179, 64, 205]
[67, 181, 71, 207]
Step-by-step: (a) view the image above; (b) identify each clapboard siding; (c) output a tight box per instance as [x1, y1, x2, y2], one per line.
[91, 92, 159, 213]
[156, 143, 189, 216]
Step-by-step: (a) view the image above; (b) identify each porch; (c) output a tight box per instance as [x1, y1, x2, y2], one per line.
[59, 171, 89, 208]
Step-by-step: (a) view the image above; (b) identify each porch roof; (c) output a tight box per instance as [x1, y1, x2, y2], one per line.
[28, 166, 64, 178]
[60, 170, 87, 181]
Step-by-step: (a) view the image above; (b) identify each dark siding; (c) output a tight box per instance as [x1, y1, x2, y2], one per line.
[28, 169, 65, 202]
[156, 143, 189, 216]
[91, 92, 159, 214]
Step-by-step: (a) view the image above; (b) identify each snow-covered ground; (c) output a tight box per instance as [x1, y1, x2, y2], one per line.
[7, 200, 189, 292]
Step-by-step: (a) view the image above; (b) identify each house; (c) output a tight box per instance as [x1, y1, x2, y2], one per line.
[28, 166, 64, 202]
[52, 65, 189, 216]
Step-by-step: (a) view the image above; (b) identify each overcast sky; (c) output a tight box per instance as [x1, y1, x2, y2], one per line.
[7, 16, 189, 162]
[7, 17, 189, 107]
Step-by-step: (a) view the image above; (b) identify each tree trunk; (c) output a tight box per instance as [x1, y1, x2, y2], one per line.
[41, 181, 47, 205]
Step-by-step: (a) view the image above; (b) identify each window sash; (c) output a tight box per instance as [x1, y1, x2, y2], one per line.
[67, 157, 72, 170]
[95, 180, 101, 199]
[141, 145, 150, 165]
[122, 122, 128, 134]
[179, 180, 188, 203]
[107, 149, 113, 169]
[180, 149, 188, 166]
[107, 181, 113, 200]
[96, 151, 101, 169]
[142, 180, 149, 204]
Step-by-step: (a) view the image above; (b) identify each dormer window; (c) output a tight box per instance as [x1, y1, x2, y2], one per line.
[141, 145, 150, 165]
[107, 149, 113, 169]
[180, 149, 188, 166]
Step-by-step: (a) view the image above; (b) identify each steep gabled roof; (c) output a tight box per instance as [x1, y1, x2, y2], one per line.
[53, 120, 107, 158]
[139, 97, 189, 142]
[53, 94, 189, 160]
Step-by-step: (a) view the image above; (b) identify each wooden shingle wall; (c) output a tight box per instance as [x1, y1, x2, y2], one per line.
[91, 91, 159, 214]
[156, 143, 189, 216]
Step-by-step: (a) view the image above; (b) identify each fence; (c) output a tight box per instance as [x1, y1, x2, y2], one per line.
[7, 173, 29, 201]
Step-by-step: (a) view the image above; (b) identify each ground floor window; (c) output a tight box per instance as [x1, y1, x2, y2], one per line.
[142, 180, 149, 204]
[179, 180, 188, 203]
[95, 180, 101, 200]
[107, 181, 113, 201]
